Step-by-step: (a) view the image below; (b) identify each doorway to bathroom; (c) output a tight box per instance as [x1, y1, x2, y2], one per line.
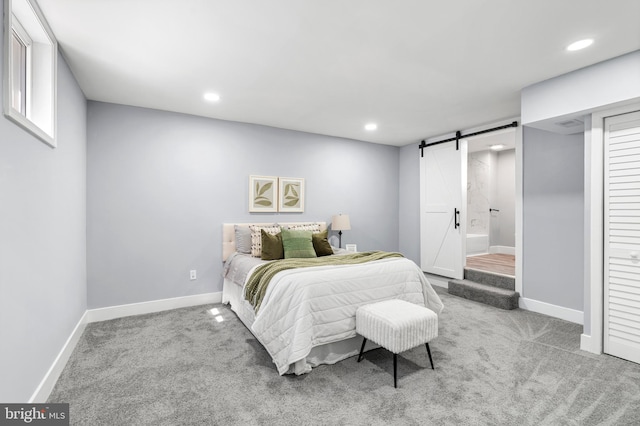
[466, 128, 516, 277]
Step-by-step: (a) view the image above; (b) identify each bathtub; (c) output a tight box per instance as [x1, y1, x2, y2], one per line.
[466, 233, 489, 255]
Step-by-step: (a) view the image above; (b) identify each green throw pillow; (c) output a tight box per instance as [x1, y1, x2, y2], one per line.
[281, 229, 317, 259]
[261, 229, 284, 260]
[312, 230, 333, 257]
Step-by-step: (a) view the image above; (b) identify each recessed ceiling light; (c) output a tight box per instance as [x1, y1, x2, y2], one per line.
[204, 92, 220, 102]
[364, 123, 377, 131]
[567, 39, 593, 51]
[490, 144, 505, 151]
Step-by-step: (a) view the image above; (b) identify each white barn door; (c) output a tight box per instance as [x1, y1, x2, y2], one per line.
[604, 110, 640, 364]
[420, 140, 467, 279]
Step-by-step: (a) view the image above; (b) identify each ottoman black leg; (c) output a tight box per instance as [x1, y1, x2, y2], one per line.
[357, 338, 367, 362]
[393, 353, 398, 388]
[425, 343, 434, 369]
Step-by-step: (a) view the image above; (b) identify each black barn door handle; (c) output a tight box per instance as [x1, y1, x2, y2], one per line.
[454, 208, 460, 229]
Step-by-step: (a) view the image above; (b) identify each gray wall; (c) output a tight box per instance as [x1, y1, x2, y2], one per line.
[495, 149, 515, 247]
[522, 51, 640, 340]
[87, 102, 400, 309]
[0, 46, 87, 402]
[522, 127, 584, 310]
[398, 143, 420, 264]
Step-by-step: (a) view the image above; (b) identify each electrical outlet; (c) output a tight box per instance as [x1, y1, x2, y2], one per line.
[190, 270, 197, 280]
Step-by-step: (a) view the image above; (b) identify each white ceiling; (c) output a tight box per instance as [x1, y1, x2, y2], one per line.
[38, 0, 640, 147]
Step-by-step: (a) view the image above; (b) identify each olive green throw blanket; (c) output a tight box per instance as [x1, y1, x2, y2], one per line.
[245, 251, 404, 313]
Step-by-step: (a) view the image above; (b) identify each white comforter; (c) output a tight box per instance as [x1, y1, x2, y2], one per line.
[249, 257, 444, 375]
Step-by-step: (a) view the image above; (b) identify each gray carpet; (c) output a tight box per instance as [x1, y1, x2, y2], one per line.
[48, 288, 640, 425]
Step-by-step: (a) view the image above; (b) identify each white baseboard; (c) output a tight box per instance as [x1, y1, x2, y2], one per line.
[489, 245, 516, 255]
[29, 311, 89, 403]
[580, 333, 601, 354]
[87, 292, 223, 323]
[519, 297, 583, 324]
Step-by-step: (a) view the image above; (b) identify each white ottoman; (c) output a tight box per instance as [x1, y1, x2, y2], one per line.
[356, 299, 438, 388]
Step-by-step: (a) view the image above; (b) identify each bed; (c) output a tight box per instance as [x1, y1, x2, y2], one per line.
[221, 222, 443, 375]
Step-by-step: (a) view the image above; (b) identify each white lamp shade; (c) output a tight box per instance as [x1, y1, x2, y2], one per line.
[332, 214, 351, 231]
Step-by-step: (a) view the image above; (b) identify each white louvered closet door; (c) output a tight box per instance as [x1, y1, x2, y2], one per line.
[604, 110, 640, 364]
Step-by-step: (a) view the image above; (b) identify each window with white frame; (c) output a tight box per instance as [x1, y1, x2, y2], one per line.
[3, 0, 57, 147]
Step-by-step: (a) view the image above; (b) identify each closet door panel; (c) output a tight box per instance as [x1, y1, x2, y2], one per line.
[604, 110, 640, 364]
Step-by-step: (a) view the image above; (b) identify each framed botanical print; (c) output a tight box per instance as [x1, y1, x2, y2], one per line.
[249, 175, 278, 212]
[278, 177, 304, 212]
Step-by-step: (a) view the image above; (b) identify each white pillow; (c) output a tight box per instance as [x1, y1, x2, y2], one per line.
[287, 223, 321, 233]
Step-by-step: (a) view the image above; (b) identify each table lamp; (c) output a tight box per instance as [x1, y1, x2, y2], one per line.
[331, 214, 351, 248]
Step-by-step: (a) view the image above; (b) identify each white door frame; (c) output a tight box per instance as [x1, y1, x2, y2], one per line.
[583, 101, 640, 354]
[515, 123, 523, 296]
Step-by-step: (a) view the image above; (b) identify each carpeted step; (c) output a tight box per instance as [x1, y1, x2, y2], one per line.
[464, 268, 515, 291]
[448, 279, 519, 310]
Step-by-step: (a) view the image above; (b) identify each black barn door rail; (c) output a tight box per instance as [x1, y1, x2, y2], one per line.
[418, 121, 518, 157]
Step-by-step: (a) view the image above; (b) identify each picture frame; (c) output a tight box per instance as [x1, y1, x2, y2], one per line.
[345, 244, 357, 253]
[249, 175, 278, 212]
[278, 177, 305, 212]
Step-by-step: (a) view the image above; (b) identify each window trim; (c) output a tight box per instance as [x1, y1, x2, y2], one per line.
[10, 16, 32, 116]
[3, 0, 57, 148]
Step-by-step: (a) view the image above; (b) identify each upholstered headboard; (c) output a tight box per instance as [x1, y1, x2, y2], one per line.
[222, 222, 327, 262]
